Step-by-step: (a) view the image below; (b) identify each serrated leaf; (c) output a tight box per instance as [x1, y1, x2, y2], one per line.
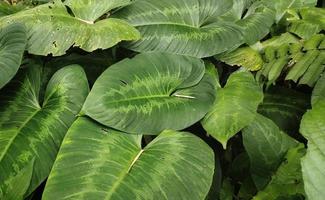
[243, 114, 298, 189]
[0, 1, 140, 56]
[201, 70, 263, 149]
[42, 117, 215, 200]
[0, 23, 26, 89]
[82, 52, 216, 134]
[0, 64, 89, 198]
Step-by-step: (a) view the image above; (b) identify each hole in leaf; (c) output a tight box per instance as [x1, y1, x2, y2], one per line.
[64, 5, 75, 17]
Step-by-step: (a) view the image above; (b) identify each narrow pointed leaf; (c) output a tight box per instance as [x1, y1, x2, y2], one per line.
[43, 117, 215, 200]
[201, 71, 263, 149]
[82, 53, 216, 134]
[0, 64, 89, 198]
[0, 23, 26, 89]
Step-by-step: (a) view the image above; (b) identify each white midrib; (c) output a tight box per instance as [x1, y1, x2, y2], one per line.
[104, 149, 145, 200]
[0, 108, 41, 162]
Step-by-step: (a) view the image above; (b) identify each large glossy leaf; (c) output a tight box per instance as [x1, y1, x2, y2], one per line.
[113, 0, 241, 58]
[0, 64, 89, 198]
[43, 117, 215, 200]
[201, 70, 263, 149]
[252, 145, 306, 200]
[0, 0, 140, 56]
[300, 78, 325, 200]
[0, 23, 26, 89]
[82, 53, 216, 134]
[243, 114, 298, 189]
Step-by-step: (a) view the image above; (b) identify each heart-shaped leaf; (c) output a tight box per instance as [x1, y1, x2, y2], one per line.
[0, 0, 140, 56]
[82, 53, 216, 134]
[0, 64, 89, 198]
[201, 70, 263, 149]
[43, 117, 215, 200]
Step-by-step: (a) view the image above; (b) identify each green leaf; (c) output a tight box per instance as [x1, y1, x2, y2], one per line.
[113, 0, 244, 58]
[253, 145, 306, 200]
[217, 46, 264, 71]
[201, 70, 263, 149]
[258, 87, 310, 134]
[260, 0, 317, 22]
[42, 117, 215, 200]
[219, 179, 234, 200]
[64, 0, 131, 22]
[0, 64, 89, 198]
[0, 0, 140, 56]
[0, 2, 25, 17]
[0, 23, 26, 89]
[4, 159, 34, 200]
[82, 53, 216, 134]
[300, 83, 325, 200]
[288, 7, 325, 39]
[237, 3, 275, 45]
[311, 74, 325, 105]
[243, 114, 298, 189]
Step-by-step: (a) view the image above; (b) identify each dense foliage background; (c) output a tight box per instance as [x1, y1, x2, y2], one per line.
[0, 0, 324, 199]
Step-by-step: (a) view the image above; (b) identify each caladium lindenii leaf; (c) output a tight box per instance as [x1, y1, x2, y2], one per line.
[82, 52, 216, 134]
[201, 70, 263, 149]
[243, 114, 298, 189]
[114, 0, 277, 58]
[113, 0, 239, 58]
[0, 23, 26, 89]
[42, 117, 215, 200]
[0, 0, 140, 56]
[0, 64, 89, 199]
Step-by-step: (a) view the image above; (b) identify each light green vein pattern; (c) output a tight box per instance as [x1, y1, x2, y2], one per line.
[0, 64, 89, 198]
[43, 117, 215, 200]
[201, 70, 263, 149]
[113, 0, 243, 58]
[0, 0, 139, 56]
[0, 23, 26, 89]
[82, 53, 216, 134]
[243, 114, 298, 189]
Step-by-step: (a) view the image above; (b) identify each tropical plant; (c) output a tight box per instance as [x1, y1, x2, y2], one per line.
[0, 0, 324, 200]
